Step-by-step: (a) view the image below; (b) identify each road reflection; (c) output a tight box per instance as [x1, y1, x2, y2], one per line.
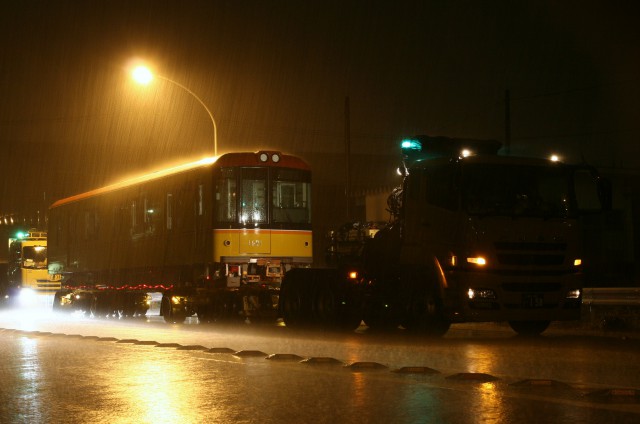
[18, 337, 44, 419]
[115, 351, 198, 422]
[475, 382, 504, 422]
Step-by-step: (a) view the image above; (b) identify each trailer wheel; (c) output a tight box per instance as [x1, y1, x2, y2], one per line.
[312, 280, 361, 332]
[161, 295, 186, 324]
[280, 281, 305, 328]
[508, 320, 550, 336]
[280, 269, 310, 329]
[402, 288, 450, 337]
[197, 305, 212, 324]
[52, 290, 69, 312]
[209, 292, 240, 323]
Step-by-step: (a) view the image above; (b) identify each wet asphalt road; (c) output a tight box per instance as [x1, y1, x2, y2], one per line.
[1, 308, 640, 423]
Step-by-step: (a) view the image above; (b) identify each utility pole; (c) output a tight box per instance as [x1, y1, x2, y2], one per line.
[344, 96, 351, 221]
[505, 89, 511, 155]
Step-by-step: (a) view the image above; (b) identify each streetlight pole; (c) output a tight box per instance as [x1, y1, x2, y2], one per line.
[131, 66, 218, 157]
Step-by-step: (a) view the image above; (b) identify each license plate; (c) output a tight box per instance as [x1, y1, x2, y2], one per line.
[522, 293, 544, 308]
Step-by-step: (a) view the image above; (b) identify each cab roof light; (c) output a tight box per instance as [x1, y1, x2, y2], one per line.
[401, 139, 422, 151]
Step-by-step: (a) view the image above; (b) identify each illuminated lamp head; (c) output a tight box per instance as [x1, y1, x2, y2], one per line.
[401, 139, 423, 151]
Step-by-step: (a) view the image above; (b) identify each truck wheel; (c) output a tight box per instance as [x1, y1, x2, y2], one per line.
[363, 301, 399, 331]
[508, 320, 550, 336]
[402, 289, 450, 337]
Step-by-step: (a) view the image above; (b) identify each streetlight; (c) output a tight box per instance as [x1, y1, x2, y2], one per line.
[131, 65, 218, 157]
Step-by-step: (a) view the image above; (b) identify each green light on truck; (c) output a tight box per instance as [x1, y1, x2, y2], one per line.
[401, 139, 422, 151]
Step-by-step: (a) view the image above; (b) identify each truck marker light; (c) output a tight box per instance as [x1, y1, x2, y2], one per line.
[566, 289, 581, 299]
[467, 257, 487, 266]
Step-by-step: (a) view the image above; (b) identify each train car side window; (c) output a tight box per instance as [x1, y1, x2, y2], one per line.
[83, 209, 99, 241]
[130, 200, 137, 236]
[166, 193, 173, 230]
[144, 195, 161, 235]
[215, 167, 237, 223]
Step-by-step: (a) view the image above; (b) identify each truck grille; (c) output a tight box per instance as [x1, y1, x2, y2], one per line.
[502, 282, 562, 292]
[494, 242, 566, 251]
[494, 242, 566, 266]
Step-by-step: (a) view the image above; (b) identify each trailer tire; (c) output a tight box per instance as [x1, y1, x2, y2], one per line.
[52, 290, 69, 312]
[312, 278, 361, 332]
[280, 280, 305, 328]
[508, 320, 550, 336]
[161, 295, 186, 324]
[280, 269, 312, 329]
[402, 287, 450, 337]
[209, 292, 240, 323]
[197, 305, 212, 324]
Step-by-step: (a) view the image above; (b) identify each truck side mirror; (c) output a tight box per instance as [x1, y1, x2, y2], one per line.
[572, 167, 612, 214]
[596, 177, 612, 211]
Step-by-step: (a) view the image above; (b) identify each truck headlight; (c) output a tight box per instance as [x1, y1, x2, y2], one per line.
[467, 256, 487, 266]
[19, 288, 37, 303]
[566, 289, 581, 299]
[468, 288, 496, 299]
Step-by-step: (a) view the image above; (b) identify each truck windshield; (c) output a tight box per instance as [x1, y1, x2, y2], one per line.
[461, 163, 576, 219]
[22, 245, 48, 269]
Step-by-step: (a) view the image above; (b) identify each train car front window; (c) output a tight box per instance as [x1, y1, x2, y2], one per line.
[240, 168, 267, 225]
[272, 168, 311, 224]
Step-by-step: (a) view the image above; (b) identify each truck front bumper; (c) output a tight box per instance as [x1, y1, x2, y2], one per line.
[444, 270, 582, 323]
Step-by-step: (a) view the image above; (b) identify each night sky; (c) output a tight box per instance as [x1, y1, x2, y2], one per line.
[1, 0, 639, 222]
